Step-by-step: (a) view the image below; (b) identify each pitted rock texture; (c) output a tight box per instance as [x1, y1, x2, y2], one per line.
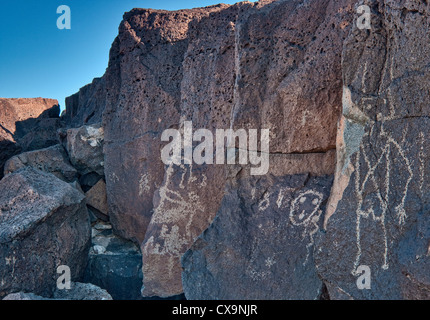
[53, 282, 113, 300]
[315, 0, 430, 300]
[84, 222, 143, 300]
[85, 179, 109, 217]
[140, 0, 354, 297]
[0, 167, 91, 298]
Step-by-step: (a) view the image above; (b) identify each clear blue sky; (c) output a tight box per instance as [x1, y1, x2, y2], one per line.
[0, 0, 256, 112]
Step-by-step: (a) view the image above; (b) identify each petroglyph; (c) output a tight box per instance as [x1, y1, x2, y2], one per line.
[289, 190, 324, 265]
[258, 192, 270, 212]
[152, 163, 205, 226]
[246, 235, 277, 281]
[138, 173, 150, 196]
[419, 131, 425, 197]
[143, 225, 188, 256]
[353, 125, 413, 273]
[276, 187, 295, 209]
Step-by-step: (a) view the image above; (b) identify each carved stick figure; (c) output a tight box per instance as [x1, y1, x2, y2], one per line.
[289, 190, 324, 265]
[353, 125, 413, 273]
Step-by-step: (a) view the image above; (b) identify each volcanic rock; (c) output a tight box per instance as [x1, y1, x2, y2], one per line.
[66, 123, 104, 176]
[53, 282, 113, 300]
[0, 167, 91, 298]
[64, 77, 106, 127]
[182, 170, 333, 299]
[138, 0, 354, 297]
[3, 283, 113, 300]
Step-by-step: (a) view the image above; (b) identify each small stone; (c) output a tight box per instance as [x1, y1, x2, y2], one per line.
[93, 245, 106, 255]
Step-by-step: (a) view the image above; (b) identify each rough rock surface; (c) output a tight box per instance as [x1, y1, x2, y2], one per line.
[2, 292, 48, 300]
[0, 98, 59, 178]
[102, 5, 231, 248]
[66, 123, 104, 176]
[182, 170, 333, 300]
[315, 0, 430, 299]
[79, 172, 103, 193]
[17, 117, 62, 152]
[4, 144, 77, 182]
[0, 167, 91, 298]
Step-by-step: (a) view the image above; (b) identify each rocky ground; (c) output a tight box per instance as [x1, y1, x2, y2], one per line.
[0, 0, 429, 300]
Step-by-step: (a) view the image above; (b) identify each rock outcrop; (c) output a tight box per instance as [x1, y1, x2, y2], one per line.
[1, 0, 426, 301]
[87, 0, 354, 297]
[64, 77, 106, 127]
[182, 167, 334, 299]
[0, 167, 91, 298]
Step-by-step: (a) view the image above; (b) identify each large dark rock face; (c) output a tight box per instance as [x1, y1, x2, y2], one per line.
[3, 283, 113, 300]
[72, 0, 355, 298]
[102, 5, 230, 248]
[0, 167, 91, 298]
[315, 0, 430, 299]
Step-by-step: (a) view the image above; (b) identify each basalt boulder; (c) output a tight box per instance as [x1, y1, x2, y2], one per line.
[66, 123, 104, 177]
[0, 167, 91, 298]
[4, 144, 77, 182]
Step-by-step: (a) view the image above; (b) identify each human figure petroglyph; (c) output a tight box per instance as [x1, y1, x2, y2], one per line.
[353, 124, 413, 273]
[289, 190, 324, 266]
